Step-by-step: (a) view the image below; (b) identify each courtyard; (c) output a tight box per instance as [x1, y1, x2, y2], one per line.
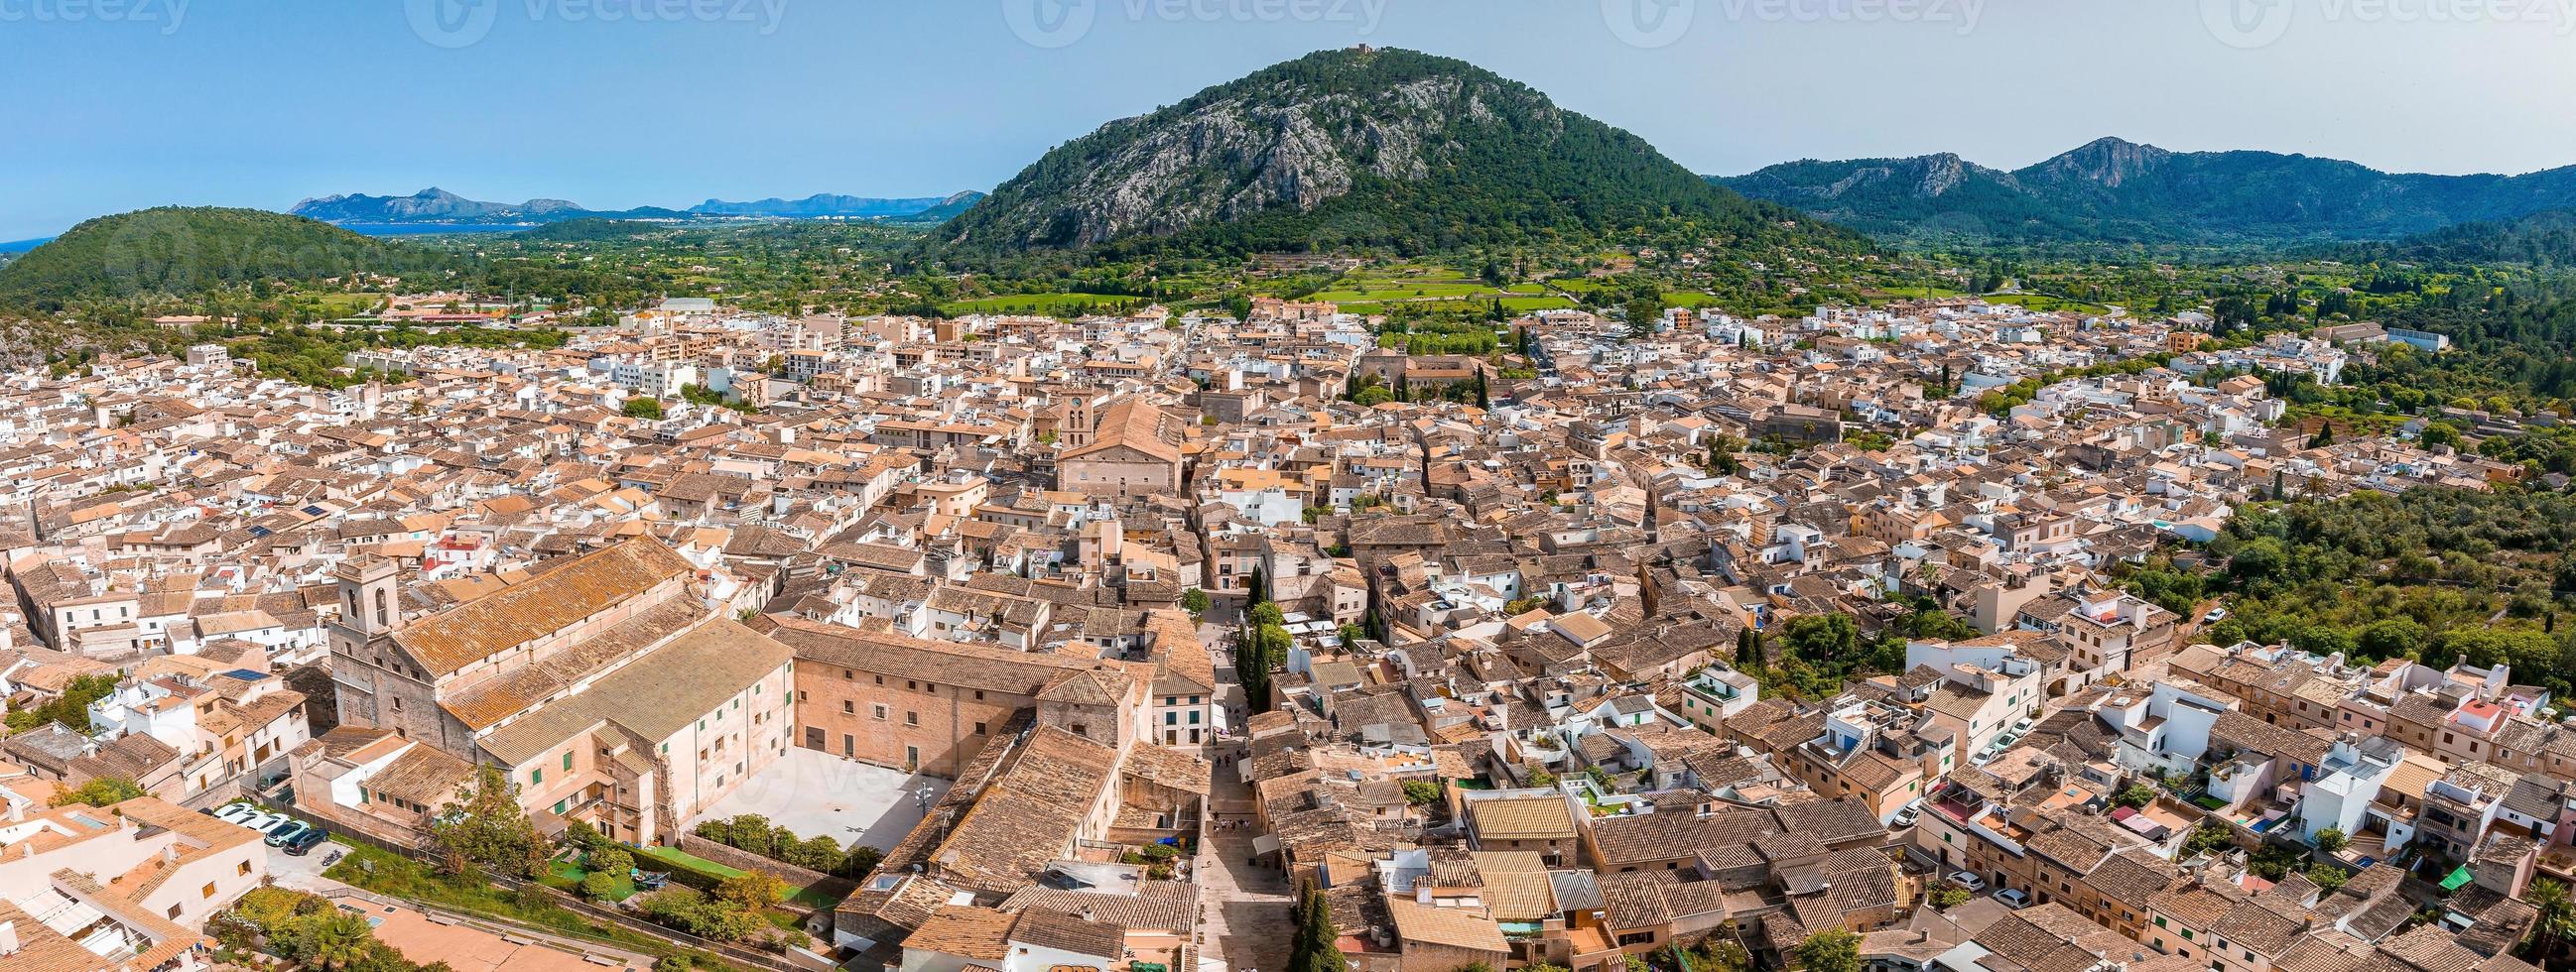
[687, 747, 951, 852]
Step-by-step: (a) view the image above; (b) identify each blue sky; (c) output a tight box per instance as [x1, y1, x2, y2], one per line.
[3, 0, 2573, 240]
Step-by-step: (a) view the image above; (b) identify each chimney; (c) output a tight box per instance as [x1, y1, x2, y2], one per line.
[0, 919, 20, 957]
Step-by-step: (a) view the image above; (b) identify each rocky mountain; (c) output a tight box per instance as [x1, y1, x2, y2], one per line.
[290, 188, 588, 225]
[935, 48, 1846, 262]
[0, 207, 451, 308]
[1720, 137, 2576, 246]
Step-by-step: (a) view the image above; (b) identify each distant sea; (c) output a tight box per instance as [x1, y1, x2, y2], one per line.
[0, 237, 52, 253]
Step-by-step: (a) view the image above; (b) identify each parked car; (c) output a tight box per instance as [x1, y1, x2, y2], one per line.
[231, 810, 284, 831]
[2203, 607, 2229, 624]
[264, 820, 312, 847]
[282, 827, 331, 856]
[1892, 800, 1922, 828]
[1994, 888, 2031, 909]
[212, 802, 260, 824]
[1947, 871, 1987, 892]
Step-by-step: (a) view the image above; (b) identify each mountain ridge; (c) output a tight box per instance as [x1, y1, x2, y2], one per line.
[934, 47, 1855, 263]
[289, 187, 979, 226]
[1719, 138, 2576, 246]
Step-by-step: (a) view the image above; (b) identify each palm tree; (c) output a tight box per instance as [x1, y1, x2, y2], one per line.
[295, 911, 377, 970]
[2524, 877, 2575, 964]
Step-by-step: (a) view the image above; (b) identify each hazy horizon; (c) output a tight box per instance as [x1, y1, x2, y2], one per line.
[5, 0, 2574, 240]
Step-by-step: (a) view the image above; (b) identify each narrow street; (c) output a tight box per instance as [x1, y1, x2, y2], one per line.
[1196, 623, 1293, 972]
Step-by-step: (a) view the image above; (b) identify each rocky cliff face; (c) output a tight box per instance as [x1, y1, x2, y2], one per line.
[2021, 137, 2174, 189]
[935, 48, 1820, 260]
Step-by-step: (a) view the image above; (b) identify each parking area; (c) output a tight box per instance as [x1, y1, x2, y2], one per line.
[686, 748, 951, 851]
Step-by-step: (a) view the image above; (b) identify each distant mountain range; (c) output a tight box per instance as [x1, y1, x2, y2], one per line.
[933, 48, 1851, 264]
[289, 187, 983, 226]
[1718, 138, 2576, 247]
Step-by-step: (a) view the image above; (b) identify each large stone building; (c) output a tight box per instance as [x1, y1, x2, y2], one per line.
[320, 539, 796, 844]
[1056, 397, 1183, 497]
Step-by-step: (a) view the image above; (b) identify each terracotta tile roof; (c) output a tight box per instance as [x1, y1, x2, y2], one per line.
[999, 883, 1198, 933]
[476, 617, 794, 766]
[396, 538, 693, 676]
[906, 906, 1016, 962]
[756, 613, 1095, 695]
[1470, 795, 1577, 841]
[928, 726, 1121, 895]
[1386, 899, 1507, 953]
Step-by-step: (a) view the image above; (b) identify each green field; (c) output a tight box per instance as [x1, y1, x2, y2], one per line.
[1866, 285, 1969, 301]
[939, 293, 1146, 315]
[1981, 293, 2111, 312]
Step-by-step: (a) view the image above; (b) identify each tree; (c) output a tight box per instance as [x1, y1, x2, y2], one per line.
[562, 818, 606, 855]
[1401, 780, 1442, 806]
[713, 871, 785, 911]
[429, 765, 545, 879]
[1795, 928, 1863, 972]
[291, 911, 379, 970]
[638, 888, 766, 942]
[1289, 882, 1343, 972]
[842, 844, 886, 879]
[580, 872, 623, 902]
[2523, 877, 2575, 963]
[591, 846, 634, 880]
[2113, 785, 2156, 809]
[1930, 887, 1971, 910]
[2306, 863, 2350, 893]
[49, 777, 145, 807]
[1181, 587, 1211, 617]
[2312, 827, 2348, 854]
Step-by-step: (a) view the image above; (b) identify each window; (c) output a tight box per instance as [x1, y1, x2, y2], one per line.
[563, 752, 574, 771]
[905, 711, 919, 726]
[842, 700, 855, 714]
[170, 904, 185, 919]
[873, 704, 889, 720]
[553, 799, 567, 815]
[531, 769, 542, 785]
[202, 882, 217, 899]
[239, 861, 253, 876]
[973, 722, 987, 735]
